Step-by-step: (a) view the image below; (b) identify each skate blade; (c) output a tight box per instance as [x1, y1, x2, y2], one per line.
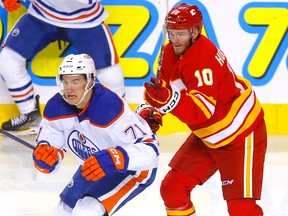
[9, 126, 39, 136]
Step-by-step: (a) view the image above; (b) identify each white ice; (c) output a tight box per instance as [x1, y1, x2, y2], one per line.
[0, 133, 287, 216]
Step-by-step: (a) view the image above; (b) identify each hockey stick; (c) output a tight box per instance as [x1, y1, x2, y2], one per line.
[148, 26, 167, 88]
[0, 129, 35, 150]
[148, 26, 167, 121]
[155, 26, 167, 87]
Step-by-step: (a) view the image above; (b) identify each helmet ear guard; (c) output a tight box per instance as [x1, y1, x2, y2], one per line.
[165, 3, 203, 31]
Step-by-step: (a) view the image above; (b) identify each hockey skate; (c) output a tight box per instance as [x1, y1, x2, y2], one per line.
[1, 95, 41, 132]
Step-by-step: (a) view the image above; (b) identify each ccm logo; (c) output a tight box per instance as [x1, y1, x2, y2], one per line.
[222, 180, 234, 186]
[161, 91, 180, 113]
[109, 148, 123, 167]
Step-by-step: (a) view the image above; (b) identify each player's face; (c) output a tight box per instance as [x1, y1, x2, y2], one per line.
[168, 29, 192, 55]
[167, 27, 200, 55]
[61, 74, 88, 106]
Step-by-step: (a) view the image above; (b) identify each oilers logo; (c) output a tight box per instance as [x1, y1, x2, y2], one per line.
[11, 28, 20, 37]
[67, 178, 74, 188]
[67, 130, 100, 161]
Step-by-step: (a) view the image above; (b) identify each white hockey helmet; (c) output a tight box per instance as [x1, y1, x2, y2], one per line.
[56, 53, 96, 105]
[58, 53, 96, 78]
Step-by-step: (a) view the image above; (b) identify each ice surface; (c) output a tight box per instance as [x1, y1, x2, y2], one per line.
[0, 134, 287, 216]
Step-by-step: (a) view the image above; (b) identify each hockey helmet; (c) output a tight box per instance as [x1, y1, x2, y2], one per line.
[58, 53, 96, 79]
[165, 3, 203, 30]
[56, 54, 96, 105]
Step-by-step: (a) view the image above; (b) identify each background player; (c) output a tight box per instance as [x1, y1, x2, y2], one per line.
[0, 0, 125, 131]
[143, 3, 267, 216]
[32, 53, 159, 215]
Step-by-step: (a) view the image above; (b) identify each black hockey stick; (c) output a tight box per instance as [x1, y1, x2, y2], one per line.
[0, 129, 35, 150]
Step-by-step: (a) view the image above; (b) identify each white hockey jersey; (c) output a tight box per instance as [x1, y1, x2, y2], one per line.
[27, 0, 108, 28]
[36, 83, 159, 171]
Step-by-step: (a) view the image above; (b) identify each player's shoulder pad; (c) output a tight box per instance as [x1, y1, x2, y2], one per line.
[43, 93, 78, 120]
[86, 83, 124, 127]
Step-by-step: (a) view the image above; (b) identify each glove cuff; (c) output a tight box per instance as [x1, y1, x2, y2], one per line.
[109, 146, 129, 171]
[158, 86, 181, 114]
[135, 102, 160, 114]
[135, 102, 150, 114]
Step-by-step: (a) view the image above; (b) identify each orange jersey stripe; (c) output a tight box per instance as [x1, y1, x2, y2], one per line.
[34, 1, 101, 21]
[101, 170, 149, 213]
[102, 23, 119, 64]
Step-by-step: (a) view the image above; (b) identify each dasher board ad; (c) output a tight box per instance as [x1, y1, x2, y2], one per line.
[0, 0, 287, 133]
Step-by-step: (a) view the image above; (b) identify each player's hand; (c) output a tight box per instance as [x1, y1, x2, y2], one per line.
[33, 143, 64, 174]
[82, 147, 128, 181]
[144, 77, 180, 114]
[3, 0, 21, 12]
[136, 104, 162, 133]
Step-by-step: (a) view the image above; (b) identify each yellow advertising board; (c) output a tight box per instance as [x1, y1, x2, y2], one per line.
[0, 0, 287, 134]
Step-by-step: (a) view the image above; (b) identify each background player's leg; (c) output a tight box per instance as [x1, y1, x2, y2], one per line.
[0, 47, 40, 131]
[68, 24, 125, 98]
[97, 63, 125, 98]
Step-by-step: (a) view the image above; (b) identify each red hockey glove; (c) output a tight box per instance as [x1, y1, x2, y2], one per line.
[3, 0, 21, 12]
[144, 77, 180, 114]
[33, 143, 64, 174]
[82, 146, 129, 181]
[136, 103, 162, 133]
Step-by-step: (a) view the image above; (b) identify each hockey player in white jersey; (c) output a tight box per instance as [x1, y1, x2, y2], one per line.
[32, 53, 159, 216]
[0, 0, 125, 131]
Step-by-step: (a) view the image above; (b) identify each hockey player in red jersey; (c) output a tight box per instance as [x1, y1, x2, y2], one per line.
[143, 3, 267, 216]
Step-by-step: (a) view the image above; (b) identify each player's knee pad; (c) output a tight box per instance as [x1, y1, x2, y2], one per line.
[0, 47, 28, 84]
[72, 196, 107, 216]
[160, 169, 199, 209]
[227, 199, 263, 216]
[96, 63, 125, 98]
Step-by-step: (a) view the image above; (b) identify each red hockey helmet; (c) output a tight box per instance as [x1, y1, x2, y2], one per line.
[165, 3, 203, 30]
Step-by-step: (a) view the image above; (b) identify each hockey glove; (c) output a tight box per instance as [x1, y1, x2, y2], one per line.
[33, 143, 64, 174]
[136, 103, 162, 133]
[82, 146, 129, 181]
[144, 77, 180, 114]
[3, 0, 21, 12]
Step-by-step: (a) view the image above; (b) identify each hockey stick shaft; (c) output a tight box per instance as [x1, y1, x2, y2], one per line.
[148, 27, 167, 121]
[156, 26, 167, 86]
[148, 26, 167, 89]
[0, 129, 35, 150]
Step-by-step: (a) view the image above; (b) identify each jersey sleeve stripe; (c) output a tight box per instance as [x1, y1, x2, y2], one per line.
[193, 77, 263, 148]
[189, 90, 215, 118]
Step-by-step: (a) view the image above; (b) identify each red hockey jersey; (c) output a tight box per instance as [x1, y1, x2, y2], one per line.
[160, 35, 264, 148]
